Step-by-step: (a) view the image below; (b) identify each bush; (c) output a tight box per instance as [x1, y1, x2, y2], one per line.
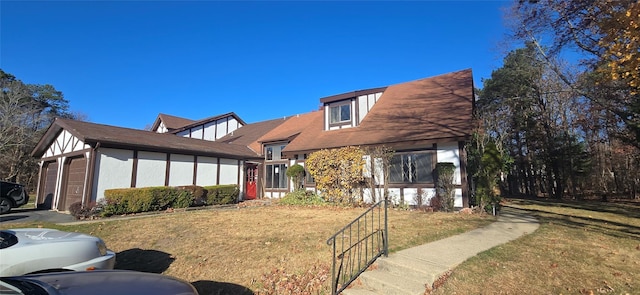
[203, 185, 239, 205]
[69, 201, 102, 219]
[278, 190, 326, 206]
[102, 186, 202, 216]
[435, 162, 456, 212]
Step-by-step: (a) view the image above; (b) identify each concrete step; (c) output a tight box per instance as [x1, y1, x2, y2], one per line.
[356, 269, 427, 295]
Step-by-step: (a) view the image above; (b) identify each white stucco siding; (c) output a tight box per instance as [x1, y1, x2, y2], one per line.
[357, 92, 383, 124]
[215, 120, 228, 140]
[227, 118, 240, 134]
[195, 156, 218, 186]
[203, 122, 216, 141]
[437, 142, 461, 185]
[454, 188, 463, 207]
[93, 148, 134, 201]
[218, 158, 238, 185]
[191, 128, 203, 140]
[168, 154, 195, 186]
[177, 130, 190, 138]
[136, 151, 167, 187]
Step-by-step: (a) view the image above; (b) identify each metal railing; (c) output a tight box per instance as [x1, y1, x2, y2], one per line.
[326, 199, 388, 294]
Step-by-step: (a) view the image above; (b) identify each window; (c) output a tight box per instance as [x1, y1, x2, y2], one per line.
[305, 168, 315, 184]
[280, 145, 287, 159]
[266, 164, 288, 189]
[266, 147, 273, 160]
[330, 103, 351, 124]
[389, 153, 433, 183]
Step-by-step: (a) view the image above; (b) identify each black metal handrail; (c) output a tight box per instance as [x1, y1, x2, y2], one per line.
[326, 199, 388, 294]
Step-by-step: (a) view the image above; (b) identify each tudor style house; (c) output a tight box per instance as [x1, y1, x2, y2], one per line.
[31, 69, 475, 212]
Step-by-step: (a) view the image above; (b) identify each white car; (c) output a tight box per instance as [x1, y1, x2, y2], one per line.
[0, 228, 116, 276]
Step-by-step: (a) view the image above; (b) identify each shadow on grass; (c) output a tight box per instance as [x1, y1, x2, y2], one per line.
[505, 201, 640, 240]
[508, 197, 640, 219]
[191, 280, 254, 295]
[115, 248, 175, 273]
[114, 248, 255, 294]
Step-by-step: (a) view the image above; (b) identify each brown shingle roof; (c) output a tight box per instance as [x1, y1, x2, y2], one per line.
[32, 118, 260, 159]
[284, 69, 475, 153]
[257, 112, 323, 144]
[217, 117, 290, 154]
[151, 113, 196, 131]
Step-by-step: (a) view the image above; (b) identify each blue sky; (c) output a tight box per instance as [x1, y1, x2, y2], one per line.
[1, 1, 512, 130]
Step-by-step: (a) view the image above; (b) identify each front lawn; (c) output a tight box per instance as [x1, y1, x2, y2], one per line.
[432, 198, 640, 294]
[0, 204, 493, 294]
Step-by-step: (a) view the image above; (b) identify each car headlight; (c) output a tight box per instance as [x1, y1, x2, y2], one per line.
[96, 240, 108, 256]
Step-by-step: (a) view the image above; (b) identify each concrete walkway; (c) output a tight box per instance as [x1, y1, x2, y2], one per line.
[343, 206, 540, 295]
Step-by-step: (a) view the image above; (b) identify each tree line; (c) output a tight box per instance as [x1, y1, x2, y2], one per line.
[469, 0, 639, 202]
[0, 69, 79, 190]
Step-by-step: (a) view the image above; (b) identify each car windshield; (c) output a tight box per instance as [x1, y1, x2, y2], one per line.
[0, 231, 18, 249]
[0, 278, 48, 295]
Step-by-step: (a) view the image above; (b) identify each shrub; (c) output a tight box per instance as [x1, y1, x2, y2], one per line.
[286, 164, 305, 190]
[278, 190, 325, 206]
[69, 201, 102, 219]
[435, 162, 456, 212]
[102, 186, 203, 216]
[203, 185, 239, 205]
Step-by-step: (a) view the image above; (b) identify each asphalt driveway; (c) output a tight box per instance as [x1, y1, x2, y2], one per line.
[0, 206, 76, 224]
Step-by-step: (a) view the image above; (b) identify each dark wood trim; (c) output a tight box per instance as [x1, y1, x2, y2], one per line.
[85, 143, 100, 203]
[165, 153, 171, 186]
[320, 87, 387, 103]
[216, 158, 221, 185]
[193, 156, 198, 185]
[131, 150, 138, 188]
[35, 161, 45, 206]
[459, 141, 469, 207]
[237, 160, 242, 197]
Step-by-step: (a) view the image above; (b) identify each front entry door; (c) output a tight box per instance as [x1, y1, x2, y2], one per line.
[245, 164, 258, 200]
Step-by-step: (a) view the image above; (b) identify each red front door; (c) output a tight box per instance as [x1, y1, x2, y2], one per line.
[246, 164, 258, 200]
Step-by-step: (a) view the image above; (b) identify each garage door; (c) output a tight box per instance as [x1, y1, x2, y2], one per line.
[61, 157, 87, 211]
[38, 161, 58, 209]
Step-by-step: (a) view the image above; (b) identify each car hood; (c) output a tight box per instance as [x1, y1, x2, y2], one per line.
[4, 270, 198, 295]
[6, 228, 95, 244]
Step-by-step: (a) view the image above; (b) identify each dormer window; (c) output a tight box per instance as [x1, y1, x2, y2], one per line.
[330, 103, 351, 124]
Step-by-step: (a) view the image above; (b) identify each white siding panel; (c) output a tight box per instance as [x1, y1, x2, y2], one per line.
[176, 130, 190, 138]
[404, 188, 419, 206]
[367, 94, 376, 109]
[168, 154, 194, 186]
[388, 188, 401, 205]
[191, 128, 203, 140]
[228, 118, 239, 134]
[437, 142, 461, 185]
[219, 158, 238, 184]
[93, 148, 134, 201]
[454, 188, 463, 207]
[196, 156, 218, 186]
[203, 122, 216, 141]
[136, 151, 166, 187]
[421, 188, 437, 206]
[215, 120, 228, 140]
[358, 95, 368, 124]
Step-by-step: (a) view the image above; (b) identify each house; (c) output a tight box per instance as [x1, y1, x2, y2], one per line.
[30, 69, 474, 211]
